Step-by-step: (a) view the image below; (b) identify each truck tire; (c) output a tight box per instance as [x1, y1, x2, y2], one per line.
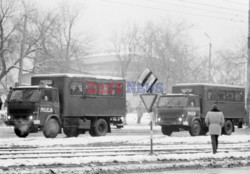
[89, 129, 96, 137]
[200, 127, 208, 135]
[64, 127, 79, 137]
[116, 125, 123, 129]
[14, 127, 29, 138]
[90, 118, 108, 137]
[43, 118, 60, 138]
[189, 120, 201, 136]
[223, 120, 233, 135]
[237, 121, 243, 128]
[161, 126, 173, 136]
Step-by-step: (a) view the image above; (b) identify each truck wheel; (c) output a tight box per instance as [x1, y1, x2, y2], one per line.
[92, 118, 108, 136]
[43, 118, 60, 138]
[200, 127, 208, 136]
[64, 127, 79, 137]
[189, 120, 201, 136]
[223, 120, 233, 135]
[237, 121, 243, 128]
[116, 125, 123, 129]
[161, 126, 172, 136]
[89, 129, 96, 137]
[14, 127, 29, 138]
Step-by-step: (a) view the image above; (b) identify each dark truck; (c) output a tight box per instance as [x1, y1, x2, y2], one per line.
[155, 83, 246, 136]
[6, 74, 126, 138]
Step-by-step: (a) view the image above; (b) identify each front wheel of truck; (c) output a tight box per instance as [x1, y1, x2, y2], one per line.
[189, 120, 201, 136]
[14, 127, 29, 138]
[161, 126, 173, 136]
[43, 118, 60, 138]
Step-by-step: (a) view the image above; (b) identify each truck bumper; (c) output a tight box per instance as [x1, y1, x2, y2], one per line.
[5, 120, 14, 126]
[156, 121, 190, 130]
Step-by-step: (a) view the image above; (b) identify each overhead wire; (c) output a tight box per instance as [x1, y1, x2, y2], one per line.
[177, 0, 247, 14]
[221, 0, 248, 6]
[97, 0, 247, 23]
[146, 0, 247, 19]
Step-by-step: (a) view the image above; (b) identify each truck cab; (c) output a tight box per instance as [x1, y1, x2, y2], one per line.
[156, 93, 204, 136]
[6, 84, 61, 138]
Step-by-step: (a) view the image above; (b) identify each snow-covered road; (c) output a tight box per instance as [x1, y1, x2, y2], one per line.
[0, 125, 249, 174]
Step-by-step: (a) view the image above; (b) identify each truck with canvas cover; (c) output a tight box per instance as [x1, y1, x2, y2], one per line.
[6, 74, 126, 138]
[155, 83, 246, 136]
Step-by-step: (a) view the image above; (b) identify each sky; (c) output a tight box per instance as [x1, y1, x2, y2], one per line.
[33, 0, 248, 55]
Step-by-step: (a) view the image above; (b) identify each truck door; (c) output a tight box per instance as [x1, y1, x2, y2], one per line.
[186, 96, 200, 117]
[40, 89, 58, 125]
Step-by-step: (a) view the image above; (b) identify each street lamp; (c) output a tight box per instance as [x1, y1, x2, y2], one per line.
[204, 33, 212, 83]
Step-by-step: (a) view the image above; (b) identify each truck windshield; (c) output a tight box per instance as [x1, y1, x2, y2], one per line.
[9, 89, 41, 102]
[158, 96, 187, 107]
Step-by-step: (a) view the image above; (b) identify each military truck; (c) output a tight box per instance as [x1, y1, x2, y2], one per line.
[6, 74, 126, 138]
[155, 83, 246, 136]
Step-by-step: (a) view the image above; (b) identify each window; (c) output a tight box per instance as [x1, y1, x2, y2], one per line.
[10, 89, 40, 102]
[187, 98, 196, 107]
[207, 90, 216, 101]
[226, 91, 235, 101]
[218, 90, 226, 101]
[70, 81, 83, 95]
[157, 96, 187, 107]
[235, 91, 244, 102]
[42, 90, 53, 102]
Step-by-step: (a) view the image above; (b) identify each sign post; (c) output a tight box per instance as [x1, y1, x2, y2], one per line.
[138, 67, 158, 155]
[140, 93, 158, 154]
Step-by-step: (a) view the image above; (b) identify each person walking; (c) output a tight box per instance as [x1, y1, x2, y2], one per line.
[0, 97, 2, 110]
[205, 104, 225, 154]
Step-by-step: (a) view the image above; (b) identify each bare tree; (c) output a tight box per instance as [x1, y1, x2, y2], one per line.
[0, 0, 20, 86]
[139, 19, 193, 92]
[111, 22, 141, 78]
[37, 3, 91, 74]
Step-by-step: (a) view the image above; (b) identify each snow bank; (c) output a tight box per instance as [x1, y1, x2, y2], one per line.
[0, 151, 249, 168]
[0, 133, 249, 148]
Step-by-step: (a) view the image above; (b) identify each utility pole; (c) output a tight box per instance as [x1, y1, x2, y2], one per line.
[18, 14, 27, 85]
[247, 0, 250, 127]
[204, 33, 212, 82]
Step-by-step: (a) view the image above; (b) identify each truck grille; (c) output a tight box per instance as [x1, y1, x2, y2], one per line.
[9, 109, 32, 115]
[161, 117, 178, 122]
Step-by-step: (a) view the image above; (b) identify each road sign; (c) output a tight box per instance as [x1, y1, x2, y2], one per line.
[138, 67, 158, 92]
[140, 93, 158, 112]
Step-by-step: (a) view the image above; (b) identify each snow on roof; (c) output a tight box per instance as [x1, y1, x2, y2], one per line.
[14, 85, 53, 89]
[160, 93, 196, 97]
[33, 73, 124, 81]
[175, 83, 244, 89]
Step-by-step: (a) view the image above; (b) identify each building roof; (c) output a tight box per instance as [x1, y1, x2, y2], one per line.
[174, 83, 244, 89]
[83, 54, 117, 64]
[33, 73, 124, 81]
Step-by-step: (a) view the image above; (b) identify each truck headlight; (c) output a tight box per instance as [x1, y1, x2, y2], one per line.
[178, 117, 182, 122]
[7, 115, 11, 120]
[157, 117, 161, 122]
[29, 115, 33, 120]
